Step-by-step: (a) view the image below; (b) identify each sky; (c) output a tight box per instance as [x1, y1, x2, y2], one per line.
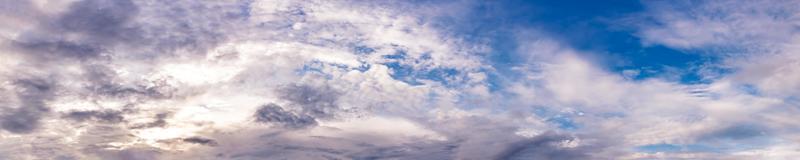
[1, 0, 799, 159]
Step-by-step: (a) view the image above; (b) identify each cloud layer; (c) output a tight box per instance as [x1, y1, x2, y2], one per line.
[1, 0, 799, 159]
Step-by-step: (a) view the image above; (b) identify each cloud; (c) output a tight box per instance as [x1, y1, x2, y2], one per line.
[616, 0, 800, 158]
[56, 0, 140, 41]
[1, 0, 798, 159]
[130, 112, 171, 129]
[9, 0, 140, 60]
[181, 137, 218, 146]
[496, 132, 594, 160]
[633, 0, 800, 51]
[63, 110, 125, 123]
[253, 103, 317, 128]
[1, 78, 54, 134]
[276, 84, 341, 119]
[629, 1, 800, 99]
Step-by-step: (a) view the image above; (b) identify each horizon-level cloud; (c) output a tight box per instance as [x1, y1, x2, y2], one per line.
[1, 0, 799, 159]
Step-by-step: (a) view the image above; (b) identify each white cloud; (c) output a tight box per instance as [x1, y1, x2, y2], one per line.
[635, 1, 800, 50]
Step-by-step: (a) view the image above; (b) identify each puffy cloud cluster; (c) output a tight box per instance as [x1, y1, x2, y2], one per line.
[0, 0, 799, 159]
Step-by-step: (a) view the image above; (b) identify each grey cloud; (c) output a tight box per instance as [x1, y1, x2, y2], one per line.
[63, 110, 125, 123]
[496, 132, 591, 160]
[83, 65, 129, 97]
[277, 84, 342, 118]
[90, 147, 161, 160]
[697, 123, 771, 145]
[56, 0, 141, 42]
[220, 131, 456, 160]
[346, 143, 457, 160]
[182, 137, 218, 146]
[234, 144, 451, 160]
[1, 107, 46, 133]
[0, 0, 42, 20]
[10, 0, 243, 62]
[130, 112, 170, 129]
[54, 155, 78, 160]
[12, 0, 141, 60]
[207, 123, 604, 160]
[1, 78, 54, 134]
[226, 114, 607, 160]
[14, 40, 105, 59]
[75, 125, 146, 158]
[83, 65, 176, 99]
[254, 103, 317, 128]
[419, 116, 530, 159]
[128, 1, 245, 57]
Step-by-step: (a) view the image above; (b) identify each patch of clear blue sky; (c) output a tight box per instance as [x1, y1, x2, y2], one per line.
[422, 0, 727, 89]
[379, 50, 462, 87]
[533, 107, 580, 130]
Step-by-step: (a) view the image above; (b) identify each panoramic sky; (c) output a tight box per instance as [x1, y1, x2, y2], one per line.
[1, 0, 800, 159]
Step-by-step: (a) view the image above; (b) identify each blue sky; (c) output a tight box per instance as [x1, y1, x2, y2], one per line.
[448, 0, 719, 84]
[1, 0, 800, 159]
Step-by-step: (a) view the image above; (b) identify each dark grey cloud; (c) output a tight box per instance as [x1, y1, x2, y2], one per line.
[251, 83, 345, 129]
[56, 0, 141, 42]
[277, 84, 342, 118]
[1, 107, 46, 134]
[1, 78, 54, 134]
[254, 103, 317, 128]
[63, 110, 125, 123]
[11, 0, 140, 60]
[182, 137, 218, 146]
